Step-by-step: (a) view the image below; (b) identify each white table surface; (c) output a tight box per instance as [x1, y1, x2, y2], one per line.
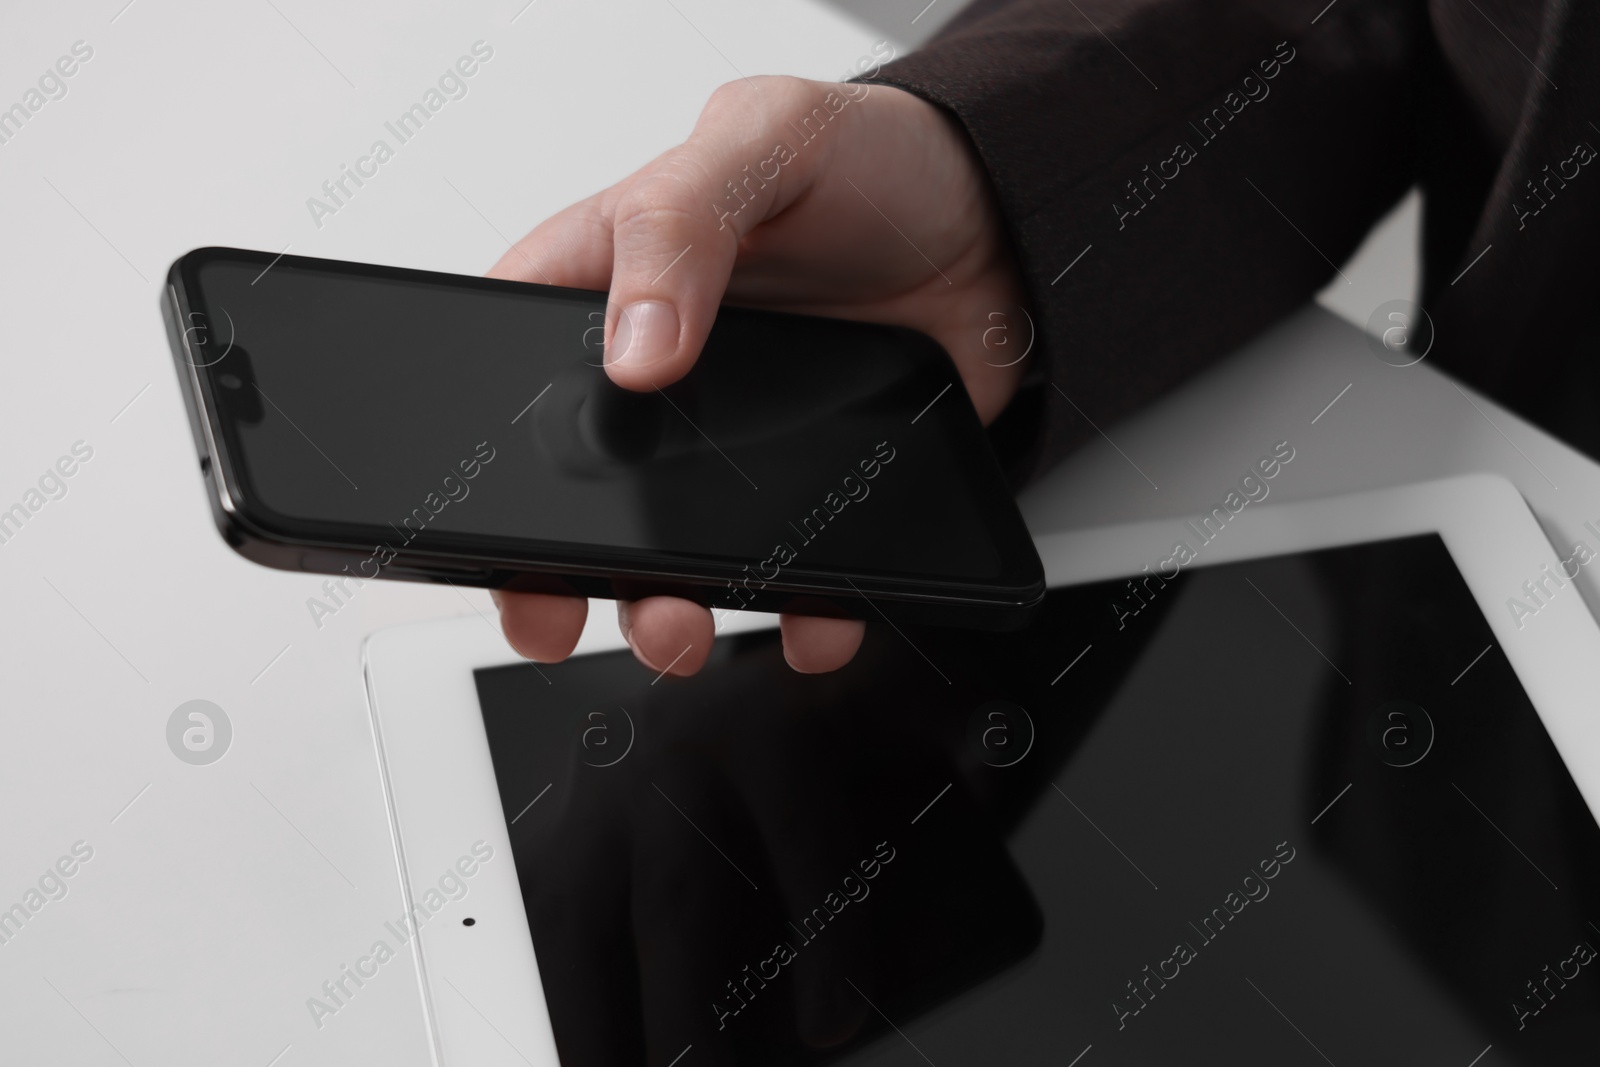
[2, 2, 1593, 1064]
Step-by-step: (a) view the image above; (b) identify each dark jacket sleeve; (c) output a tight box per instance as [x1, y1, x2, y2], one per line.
[859, 0, 1426, 485]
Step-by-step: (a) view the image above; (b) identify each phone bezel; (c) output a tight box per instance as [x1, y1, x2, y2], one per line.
[164, 246, 1046, 626]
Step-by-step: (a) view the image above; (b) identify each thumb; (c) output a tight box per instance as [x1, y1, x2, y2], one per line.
[603, 76, 837, 390]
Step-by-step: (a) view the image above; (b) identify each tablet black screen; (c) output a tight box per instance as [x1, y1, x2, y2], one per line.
[475, 534, 1600, 1065]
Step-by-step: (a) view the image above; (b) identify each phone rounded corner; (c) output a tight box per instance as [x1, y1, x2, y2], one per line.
[169, 245, 232, 275]
[166, 247, 209, 292]
[209, 485, 301, 567]
[977, 580, 1044, 631]
[212, 498, 263, 555]
[997, 551, 1047, 607]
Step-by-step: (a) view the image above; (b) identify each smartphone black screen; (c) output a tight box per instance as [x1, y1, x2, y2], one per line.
[475, 534, 1600, 1065]
[171, 249, 1039, 603]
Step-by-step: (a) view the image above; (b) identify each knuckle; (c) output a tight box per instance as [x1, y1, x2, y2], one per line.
[704, 78, 758, 113]
[609, 75, 827, 250]
[702, 76, 764, 115]
[704, 74, 810, 123]
[704, 75, 819, 140]
[612, 179, 710, 244]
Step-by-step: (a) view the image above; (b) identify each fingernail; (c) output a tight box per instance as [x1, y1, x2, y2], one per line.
[607, 301, 678, 368]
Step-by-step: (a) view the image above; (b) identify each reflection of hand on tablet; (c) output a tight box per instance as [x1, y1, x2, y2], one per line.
[486, 76, 1029, 678]
[516, 635, 1041, 1063]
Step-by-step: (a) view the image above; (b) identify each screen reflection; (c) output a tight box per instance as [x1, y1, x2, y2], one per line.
[476, 535, 1600, 1065]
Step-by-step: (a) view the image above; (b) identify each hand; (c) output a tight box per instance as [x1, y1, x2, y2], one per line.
[489, 75, 1029, 676]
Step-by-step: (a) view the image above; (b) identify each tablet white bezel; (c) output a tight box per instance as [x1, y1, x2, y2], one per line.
[363, 606, 779, 1065]
[362, 473, 1600, 1064]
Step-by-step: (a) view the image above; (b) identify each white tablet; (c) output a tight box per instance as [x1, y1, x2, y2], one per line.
[364, 473, 1600, 1065]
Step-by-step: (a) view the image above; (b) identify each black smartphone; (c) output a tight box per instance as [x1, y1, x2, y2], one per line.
[162, 247, 1043, 627]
